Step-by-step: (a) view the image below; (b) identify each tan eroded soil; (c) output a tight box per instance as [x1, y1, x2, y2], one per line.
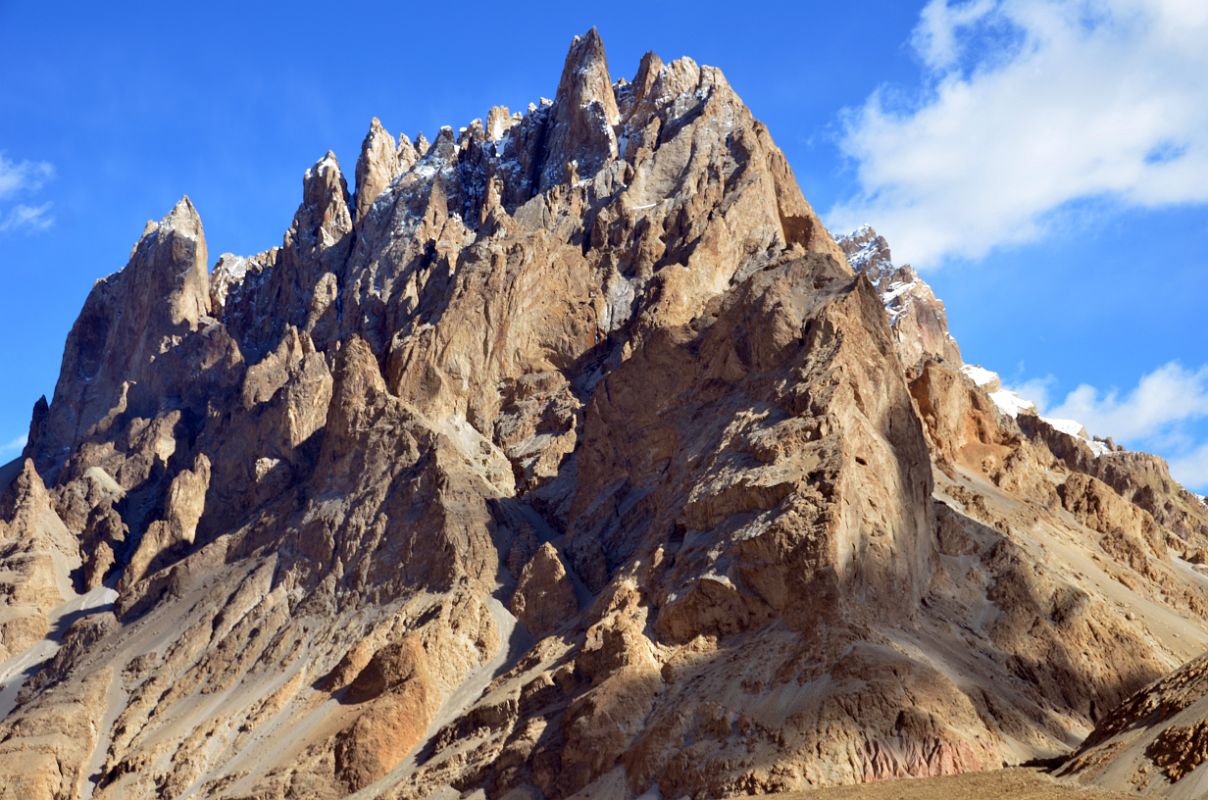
[768, 768, 1132, 799]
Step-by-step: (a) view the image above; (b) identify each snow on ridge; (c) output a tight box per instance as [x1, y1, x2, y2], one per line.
[845, 240, 882, 271]
[960, 364, 1000, 389]
[1042, 417, 1087, 438]
[1041, 417, 1119, 456]
[880, 279, 919, 306]
[844, 236, 1129, 462]
[957, 366, 1119, 456]
[957, 363, 1031, 417]
[961, 365, 1051, 424]
[988, 389, 1035, 418]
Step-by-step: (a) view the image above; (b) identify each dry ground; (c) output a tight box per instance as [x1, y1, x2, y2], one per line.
[766, 768, 1135, 799]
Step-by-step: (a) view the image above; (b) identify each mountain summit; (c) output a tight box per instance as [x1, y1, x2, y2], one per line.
[1, 30, 1207, 800]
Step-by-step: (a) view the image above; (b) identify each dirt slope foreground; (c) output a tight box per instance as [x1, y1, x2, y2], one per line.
[1, 29, 1207, 800]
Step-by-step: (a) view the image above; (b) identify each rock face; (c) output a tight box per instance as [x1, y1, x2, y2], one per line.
[0, 461, 76, 660]
[1061, 653, 1208, 798]
[838, 225, 962, 371]
[510, 543, 577, 638]
[354, 117, 404, 221]
[2, 28, 1208, 800]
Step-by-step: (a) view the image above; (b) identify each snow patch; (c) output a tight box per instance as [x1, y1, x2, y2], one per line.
[960, 366, 1112, 456]
[960, 364, 1000, 389]
[1041, 416, 1117, 457]
[1042, 417, 1088, 438]
[880, 279, 919, 306]
[215, 254, 247, 281]
[989, 389, 1036, 418]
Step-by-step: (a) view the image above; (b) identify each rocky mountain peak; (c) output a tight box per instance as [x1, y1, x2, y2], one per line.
[29, 196, 214, 480]
[838, 224, 961, 370]
[4, 30, 1208, 800]
[413, 130, 430, 156]
[485, 104, 515, 142]
[628, 50, 663, 110]
[540, 26, 620, 191]
[560, 27, 619, 122]
[354, 117, 402, 221]
[289, 151, 352, 256]
[0, 458, 48, 520]
[135, 194, 210, 327]
[395, 131, 418, 171]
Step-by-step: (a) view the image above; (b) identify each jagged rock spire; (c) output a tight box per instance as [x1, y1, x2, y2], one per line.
[286, 151, 352, 259]
[485, 105, 515, 142]
[557, 28, 620, 124]
[396, 132, 419, 171]
[31, 196, 212, 478]
[0, 458, 78, 660]
[155, 196, 211, 326]
[540, 27, 620, 191]
[354, 117, 403, 221]
[629, 50, 663, 110]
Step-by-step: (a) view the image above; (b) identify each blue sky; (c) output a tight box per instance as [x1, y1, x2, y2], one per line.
[1, 1, 1205, 490]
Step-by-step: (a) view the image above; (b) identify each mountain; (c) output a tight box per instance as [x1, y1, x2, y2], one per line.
[836, 225, 961, 371]
[2, 29, 1208, 800]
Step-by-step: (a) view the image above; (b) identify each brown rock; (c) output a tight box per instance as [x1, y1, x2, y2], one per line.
[124, 452, 210, 585]
[839, 225, 962, 370]
[30, 197, 211, 481]
[510, 542, 577, 637]
[334, 635, 434, 789]
[0, 460, 76, 659]
[539, 28, 620, 191]
[354, 117, 402, 221]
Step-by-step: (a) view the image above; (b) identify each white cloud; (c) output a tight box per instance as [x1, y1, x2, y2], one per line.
[1024, 361, 1208, 490]
[829, 0, 1208, 267]
[0, 153, 54, 200]
[0, 434, 27, 459]
[1169, 443, 1208, 492]
[1046, 362, 1208, 442]
[912, 0, 996, 70]
[0, 202, 54, 233]
[0, 152, 55, 234]
[1004, 374, 1054, 412]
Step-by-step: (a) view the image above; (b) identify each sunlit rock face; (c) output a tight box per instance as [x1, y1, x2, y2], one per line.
[837, 224, 962, 372]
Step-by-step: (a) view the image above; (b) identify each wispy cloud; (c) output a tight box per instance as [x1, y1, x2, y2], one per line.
[0, 151, 56, 234]
[0, 434, 27, 459]
[1170, 443, 1208, 492]
[0, 202, 54, 233]
[0, 153, 54, 200]
[911, 0, 996, 70]
[828, 0, 1208, 267]
[1008, 362, 1208, 490]
[1004, 375, 1055, 414]
[1045, 362, 1208, 443]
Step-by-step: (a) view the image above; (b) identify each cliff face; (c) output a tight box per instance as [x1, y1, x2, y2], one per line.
[2, 29, 1208, 800]
[838, 225, 962, 372]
